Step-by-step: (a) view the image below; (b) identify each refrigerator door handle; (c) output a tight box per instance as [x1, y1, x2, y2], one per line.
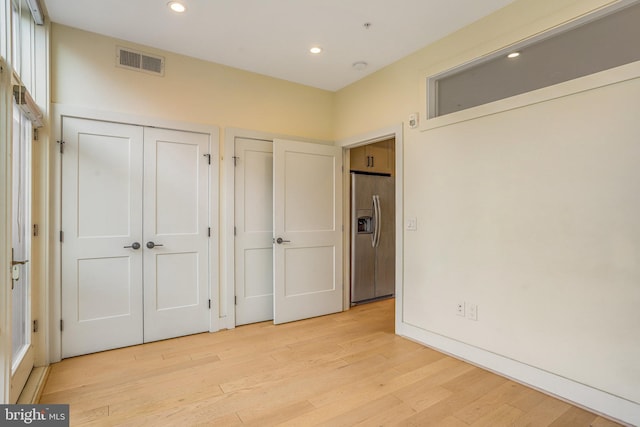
[371, 195, 377, 247]
[376, 196, 382, 248]
[373, 195, 382, 248]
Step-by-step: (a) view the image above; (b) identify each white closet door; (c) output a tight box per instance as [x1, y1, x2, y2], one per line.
[61, 118, 144, 358]
[234, 138, 274, 325]
[142, 127, 210, 342]
[273, 139, 343, 324]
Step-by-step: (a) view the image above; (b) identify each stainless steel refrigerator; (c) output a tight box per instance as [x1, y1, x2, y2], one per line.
[351, 173, 395, 304]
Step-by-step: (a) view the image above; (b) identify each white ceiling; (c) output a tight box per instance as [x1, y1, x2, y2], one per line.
[43, 0, 517, 92]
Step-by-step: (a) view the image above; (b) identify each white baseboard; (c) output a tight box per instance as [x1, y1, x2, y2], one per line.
[397, 322, 639, 427]
[16, 366, 50, 404]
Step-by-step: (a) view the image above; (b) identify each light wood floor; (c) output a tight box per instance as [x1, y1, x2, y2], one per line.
[40, 299, 621, 426]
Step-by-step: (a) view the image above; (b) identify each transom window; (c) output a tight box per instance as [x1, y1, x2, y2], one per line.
[428, 1, 640, 119]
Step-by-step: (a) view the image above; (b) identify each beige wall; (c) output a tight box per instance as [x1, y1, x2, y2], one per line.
[334, 0, 639, 417]
[334, 0, 623, 139]
[51, 24, 335, 145]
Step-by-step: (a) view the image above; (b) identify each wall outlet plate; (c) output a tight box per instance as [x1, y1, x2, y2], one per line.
[406, 218, 417, 231]
[456, 301, 465, 316]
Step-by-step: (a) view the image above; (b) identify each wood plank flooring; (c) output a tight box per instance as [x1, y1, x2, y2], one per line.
[40, 299, 621, 426]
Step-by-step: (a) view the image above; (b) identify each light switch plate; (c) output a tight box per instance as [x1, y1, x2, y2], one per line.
[406, 218, 417, 231]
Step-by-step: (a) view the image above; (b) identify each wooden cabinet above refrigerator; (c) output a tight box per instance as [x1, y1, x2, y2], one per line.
[350, 138, 394, 176]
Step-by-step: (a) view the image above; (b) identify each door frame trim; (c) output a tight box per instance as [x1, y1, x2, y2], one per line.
[49, 104, 220, 363]
[222, 128, 331, 330]
[337, 124, 404, 324]
[0, 59, 13, 403]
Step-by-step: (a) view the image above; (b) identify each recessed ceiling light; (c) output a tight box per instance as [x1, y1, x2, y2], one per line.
[507, 52, 520, 59]
[309, 46, 323, 54]
[168, 1, 186, 13]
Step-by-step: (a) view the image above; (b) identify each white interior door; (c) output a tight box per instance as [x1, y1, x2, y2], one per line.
[273, 139, 343, 324]
[234, 138, 274, 325]
[142, 128, 210, 342]
[61, 118, 144, 358]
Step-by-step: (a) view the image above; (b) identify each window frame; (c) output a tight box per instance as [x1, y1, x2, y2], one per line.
[424, 0, 640, 127]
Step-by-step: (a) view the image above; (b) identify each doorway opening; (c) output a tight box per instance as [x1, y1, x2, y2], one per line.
[341, 125, 403, 331]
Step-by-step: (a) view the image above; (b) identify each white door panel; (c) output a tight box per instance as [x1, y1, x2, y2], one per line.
[234, 138, 274, 325]
[77, 257, 133, 321]
[76, 134, 133, 237]
[282, 151, 337, 232]
[61, 118, 144, 358]
[143, 127, 210, 342]
[273, 139, 343, 324]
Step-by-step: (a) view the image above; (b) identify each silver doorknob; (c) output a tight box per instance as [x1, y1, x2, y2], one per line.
[124, 242, 141, 250]
[146, 241, 164, 249]
[275, 237, 291, 244]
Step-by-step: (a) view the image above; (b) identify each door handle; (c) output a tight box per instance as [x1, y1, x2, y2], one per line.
[11, 248, 28, 266]
[146, 241, 164, 249]
[124, 242, 141, 250]
[10, 248, 28, 288]
[275, 237, 291, 244]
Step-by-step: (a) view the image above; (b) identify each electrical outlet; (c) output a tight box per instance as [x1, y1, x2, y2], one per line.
[406, 218, 417, 231]
[456, 301, 465, 317]
[467, 303, 478, 321]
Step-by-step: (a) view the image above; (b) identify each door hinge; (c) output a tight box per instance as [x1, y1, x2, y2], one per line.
[33, 319, 38, 333]
[57, 140, 65, 154]
[234, 226, 237, 236]
[208, 299, 211, 309]
[60, 319, 64, 331]
[208, 227, 211, 237]
[59, 230, 64, 242]
[232, 156, 239, 166]
[33, 223, 39, 237]
[234, 296, 237, 305]
[203, 153, 211, 165]
[33, 128, 39, 141]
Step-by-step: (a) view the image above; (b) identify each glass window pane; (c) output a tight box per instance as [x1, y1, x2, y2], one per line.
[431, 3, 640, 118]
[11, 102, 32, 371]
[19, 0, 33, 92]
[1, 0, 8, 59]
[10, 0, 19, 72]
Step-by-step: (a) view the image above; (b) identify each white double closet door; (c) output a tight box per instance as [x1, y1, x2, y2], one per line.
[234, 137, 343, 326]
[61, 118, 211, 358]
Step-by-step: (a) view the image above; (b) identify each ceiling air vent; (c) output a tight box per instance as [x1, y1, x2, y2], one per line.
[116, 46, 165, 76]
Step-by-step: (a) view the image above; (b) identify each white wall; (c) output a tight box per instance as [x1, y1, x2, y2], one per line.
[334, 0, 640, 424]
[404, 66, 640, 404]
